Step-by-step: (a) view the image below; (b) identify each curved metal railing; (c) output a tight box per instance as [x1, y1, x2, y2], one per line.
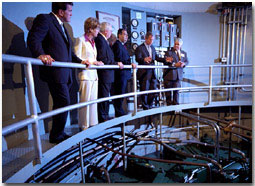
[2, 54, 252, 165]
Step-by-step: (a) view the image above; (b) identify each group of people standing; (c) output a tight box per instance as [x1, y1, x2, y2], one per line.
[27, 2, 188, 144]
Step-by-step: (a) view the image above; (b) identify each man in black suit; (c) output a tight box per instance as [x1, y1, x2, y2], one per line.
[95, 22, 123, 122]
[27, 2, 89, 144]
[112, 29, 136, 117]
[164, 38, 189, 105]
[135, 32, 170, 110]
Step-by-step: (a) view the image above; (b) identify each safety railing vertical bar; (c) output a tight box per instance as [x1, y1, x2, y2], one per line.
[24, 61, 42, 163]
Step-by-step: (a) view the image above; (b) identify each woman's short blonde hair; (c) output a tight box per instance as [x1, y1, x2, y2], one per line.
[84, 17, 100, 33]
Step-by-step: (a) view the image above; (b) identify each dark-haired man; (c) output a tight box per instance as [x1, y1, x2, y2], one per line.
[135, 32, 169, 110]
[27, 2, 90, 144]
[112, 29, 136, 117]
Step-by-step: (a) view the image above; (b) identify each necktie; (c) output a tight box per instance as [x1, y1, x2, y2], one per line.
[177, 50, 181, 61]
[61, 24, 68, 41]
[147, 45, 152, 57]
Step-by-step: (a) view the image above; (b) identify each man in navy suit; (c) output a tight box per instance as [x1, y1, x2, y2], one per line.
[27, 2, 89, 144]
[164, 38, 189, 105]
[95, 22, 123, 122]
[135, 32, 169, 110]
[112, 29, 136, 117]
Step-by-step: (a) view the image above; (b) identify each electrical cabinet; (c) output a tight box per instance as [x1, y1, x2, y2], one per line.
[147, 21, 161, 47]
[130, 10, 146, 53]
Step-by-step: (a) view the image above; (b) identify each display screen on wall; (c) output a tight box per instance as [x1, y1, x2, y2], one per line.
[96, 11, 120, 36]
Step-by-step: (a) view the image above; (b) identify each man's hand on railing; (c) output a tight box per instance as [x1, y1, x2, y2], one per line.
[165, 56, 173, 63]
[144, 56, 152, 64]
[131, 63, 137, 69]
[38, 55, 55, 65]
[81, 60, 90, 68]
[93, 61, 104, 66]
[118, 62, 124, 69]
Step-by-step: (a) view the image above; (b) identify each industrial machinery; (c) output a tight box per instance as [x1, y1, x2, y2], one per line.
[25, 111, 251, 183]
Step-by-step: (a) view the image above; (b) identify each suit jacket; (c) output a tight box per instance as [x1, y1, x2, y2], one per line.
[27, 13, 81, 83]
[74, 35, 98, 81]
[164, 48, 189, 81]
[95, 33, 116, 83]
[112, 40, 131, 81]
[135, 43, 165, 80]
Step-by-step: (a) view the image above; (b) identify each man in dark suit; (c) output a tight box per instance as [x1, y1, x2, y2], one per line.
[164, 38, 189, 105]
[27, 2, 89, 144]
[135, 32, 169, 110]
[95, 22, 124, 122]
[112, 28, 136, 117]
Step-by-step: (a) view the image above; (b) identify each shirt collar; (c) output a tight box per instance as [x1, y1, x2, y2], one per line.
[52, 12, 63, 25]
[144, 42, 151, 48]
[118, 39, 125, 45]
[99, 32, 108, 42]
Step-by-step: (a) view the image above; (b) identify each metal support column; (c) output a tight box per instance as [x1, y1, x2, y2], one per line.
[241, 7, 248, 75]
[238, 106, 242, 143]
[208, 66, 213, 104]
[197, 108, 200, 139]
[24, 61, 42, 164]
[122, 123, 127, 171]
[132, 68, 138, 116]
[79, 141, 85, 183]
[238, 8, 244, 83]
[159, 113, 163, 154]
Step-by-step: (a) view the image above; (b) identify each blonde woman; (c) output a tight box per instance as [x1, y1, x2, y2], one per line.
[74, 17, 104, 130]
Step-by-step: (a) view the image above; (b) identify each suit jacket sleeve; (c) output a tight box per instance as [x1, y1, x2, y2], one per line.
[71, 38, 82, 63]
[135, 46, 146, 65]
[72, 50, 82, 63]
[182, 51, 189, 67]
[95, 37, 108, 64]
[112, 42, 121, 62]
[74, 38, 83, 60]
[27, 14, 49, 58]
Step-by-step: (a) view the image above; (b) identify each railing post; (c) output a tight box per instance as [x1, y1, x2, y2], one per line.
[122, 123, 127, 171]
[24, 61, 42, 164]
[79, 141, 85, 183]
[132, 68, 138, 116]
[159, 113, 163, 154]
[208, 66, 213, 104]
[197, 108, 200, 139]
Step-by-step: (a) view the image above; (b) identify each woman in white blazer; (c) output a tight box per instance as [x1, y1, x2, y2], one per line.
[74, 17, 104, 130]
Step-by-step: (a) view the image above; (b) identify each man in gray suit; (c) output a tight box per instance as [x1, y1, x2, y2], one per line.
[164, 38, 189, 105]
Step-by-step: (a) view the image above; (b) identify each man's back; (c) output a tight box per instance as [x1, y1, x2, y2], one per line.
[95, 33, 115, 83]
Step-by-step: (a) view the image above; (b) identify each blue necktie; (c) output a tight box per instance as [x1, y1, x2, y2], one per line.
[61, 24, 68, 41]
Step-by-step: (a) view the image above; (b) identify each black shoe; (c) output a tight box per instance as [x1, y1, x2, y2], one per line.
[49, 133, 71, 144]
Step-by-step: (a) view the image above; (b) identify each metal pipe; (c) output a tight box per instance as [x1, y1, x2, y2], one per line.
[88, 138, 214, 182]
[179, 112, 221, 162]
[226, 8, 231, 80]
[238, 106, 241, 143]
[238, 8, 244, 83]
[230, 8, 236, 101]
[79, 141, 86, 183]
[197, 108, 200, 139]
[241, 7, 248, 73]
[222, 10, 227, 59]
[24, 61, 42, 164]
[226, 8, 232, 101]
[132, 68, 138, 116]
[208, 66, 213, 104]
[122, 123, 127, 171]
[234, 8, 241, 83]
[159, 113, 163, 154]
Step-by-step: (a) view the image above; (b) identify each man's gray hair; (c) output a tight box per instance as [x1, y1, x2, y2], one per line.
[175, 37, 183, 46]
[100, 22, 112, 32]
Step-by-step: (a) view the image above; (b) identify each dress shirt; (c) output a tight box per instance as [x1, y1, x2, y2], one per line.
[144, 42, 152, 57]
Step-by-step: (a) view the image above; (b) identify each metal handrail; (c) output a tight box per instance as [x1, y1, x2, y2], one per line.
[2, 54, 253, 163]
